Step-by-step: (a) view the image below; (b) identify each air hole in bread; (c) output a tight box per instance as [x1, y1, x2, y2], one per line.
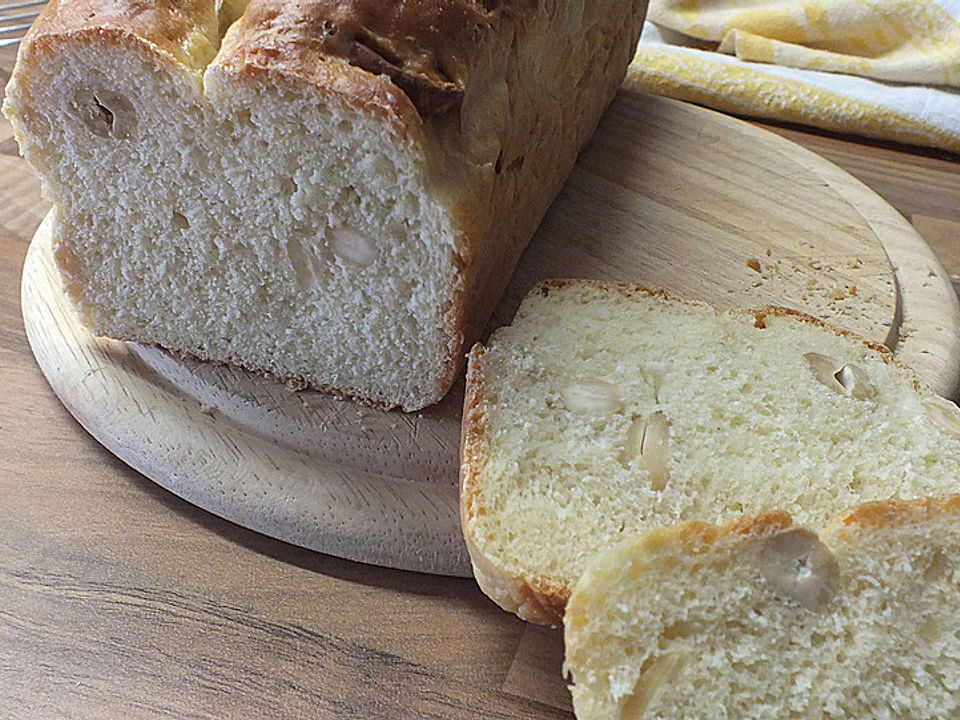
[662, 620, 692, 640]
[923, 549, 950, 581]
[70, 88, 136, 140]
[279, 178, 296, 197]
[236, 108, 254, 128]
[404, 192, 420, 218]
[337, 184, 361, 208]
[920, 616, 947, 643]
[505, 153, 525, 174]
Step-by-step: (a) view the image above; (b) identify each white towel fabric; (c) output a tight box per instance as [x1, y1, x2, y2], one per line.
[629, 0, 960, 152]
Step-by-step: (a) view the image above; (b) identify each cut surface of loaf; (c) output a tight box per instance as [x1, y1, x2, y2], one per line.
[564, 497, 960, 719]
[3, 0, 647, 411]
[460, 280, 960, 624]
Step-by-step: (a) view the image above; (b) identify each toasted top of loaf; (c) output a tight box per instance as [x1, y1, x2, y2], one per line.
[460, 280, 960, 624]
[19, 0, 529, 120]
[564, 496, 960, 719]
[223, 0, 532, 118]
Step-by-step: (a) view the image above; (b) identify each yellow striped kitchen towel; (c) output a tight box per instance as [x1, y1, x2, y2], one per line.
[629, 0, 960, 152]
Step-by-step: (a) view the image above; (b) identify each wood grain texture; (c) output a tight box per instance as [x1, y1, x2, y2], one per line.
[4, 41, 960, 718]
[913, 216, 960, 286]
[503, 625, 570, 713]
[755, 121, 960, 225]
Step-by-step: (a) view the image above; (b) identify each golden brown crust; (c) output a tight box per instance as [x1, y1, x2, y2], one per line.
[533, 279, 896, 361]
[824, 494, 960, 536]
[750, 305, 894, 359]
[564, 511, 795, 636]
[212, 0, 427, 137]
[303, 0, 485, 117]
[221, 0, 535, 119]
[460, 342, 570, 625]
[640, 511, 794, 557]
[18, 0, 219, 71]
[17, 0, 525, 125]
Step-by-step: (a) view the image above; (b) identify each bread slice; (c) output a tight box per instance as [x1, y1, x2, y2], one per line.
[3, 0, 647, 411]
[563, 496, 960, 719]
[460, 280, 960, 624]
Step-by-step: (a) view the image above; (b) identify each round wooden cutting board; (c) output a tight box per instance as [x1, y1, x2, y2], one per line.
[20, 90, 960, 577]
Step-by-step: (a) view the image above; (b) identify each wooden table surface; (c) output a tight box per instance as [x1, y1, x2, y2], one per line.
[3, 44, 960, 718]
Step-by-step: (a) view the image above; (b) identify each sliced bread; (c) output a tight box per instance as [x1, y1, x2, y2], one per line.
[564, 496, 960, 719]
[460, 280, 960, 624]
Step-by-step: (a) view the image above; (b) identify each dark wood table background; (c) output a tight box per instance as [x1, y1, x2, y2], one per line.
[2, 43, 959, 718]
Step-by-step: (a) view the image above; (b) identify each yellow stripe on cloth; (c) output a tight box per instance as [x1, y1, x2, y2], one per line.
[627, 45, 960, 152]
[651, 0, 960, 87]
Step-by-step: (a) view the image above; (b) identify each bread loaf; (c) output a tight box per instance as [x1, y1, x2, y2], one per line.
[3, 0, 647, 410]
[564, 497, 960, 719]
[460, 280, 960, 624]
